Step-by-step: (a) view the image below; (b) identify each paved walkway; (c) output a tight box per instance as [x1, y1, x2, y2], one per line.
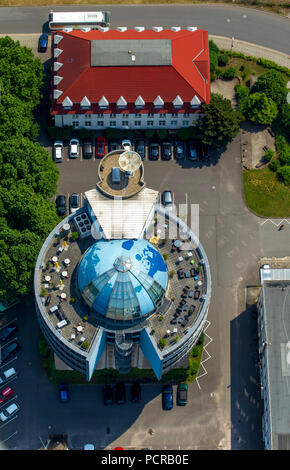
[210, 34, 290, 68]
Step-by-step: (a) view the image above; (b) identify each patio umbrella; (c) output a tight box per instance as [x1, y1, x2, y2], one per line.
[174, 240, 182, 248]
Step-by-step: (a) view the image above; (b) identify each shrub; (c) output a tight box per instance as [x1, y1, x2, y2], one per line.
[169, 270, 176, 279]
[81, 341, 89, 350]
[145, 129, 155, 139]
[218, 53, 229, 66]
[277, 166, 290, 186]
[71, 231, 79, 241]
[83, 316, 88, 321]
[40, 288, 48, 297]
[159, 315, 164, 321]
[269, 160, 280, 172]
[197, 332, 205, 346]
[240, 64, 245, 71]
[39, 338, 50, 357]
[279, 152, 290, 165]
[162, 253, 168, 261]
[264, 149, 275, 162]
[222, 67, 236, 80]
[247, 93, 278, 125]
[215, 67, 222, 78]
[235, 84, 250, 117]
[157, 129, 168, 140]
[191, 346, 200, 357]
[158, 338, 166, 349]
[173, 336, 180, 343]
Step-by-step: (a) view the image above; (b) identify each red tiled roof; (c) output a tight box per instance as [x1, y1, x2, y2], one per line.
[52, 29, 210, 114]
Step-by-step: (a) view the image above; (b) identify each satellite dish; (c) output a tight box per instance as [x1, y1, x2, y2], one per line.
[119, 150, 142, 172]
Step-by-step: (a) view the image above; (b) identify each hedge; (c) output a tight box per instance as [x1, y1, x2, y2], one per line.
[220, 49, 290, 78]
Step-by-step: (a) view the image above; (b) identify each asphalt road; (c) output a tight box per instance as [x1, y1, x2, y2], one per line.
[0, 4, 289, 54]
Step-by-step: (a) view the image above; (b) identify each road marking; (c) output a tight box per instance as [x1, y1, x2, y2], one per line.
[260, 218, 290, 227]
[0, 395, 18, 411]
[0, 430, 18, 444]
[0, 356, 18, 369]
[195, 320, 213, 390]
[0, 375, 17, 387]
[0, 414, 18, 430]
[0, 317, 17, 330]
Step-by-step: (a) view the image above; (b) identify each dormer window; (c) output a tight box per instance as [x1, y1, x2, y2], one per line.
[154, 95, 164, 109]
[191, 95, 201, 108]
[135, 95, 145, 109]
[98, 96, 109, 109]
[80, 96, 91, 110]
[117, 96, 127, 109]
[62, 96, 73, 110]
[173, 95, 183, 109]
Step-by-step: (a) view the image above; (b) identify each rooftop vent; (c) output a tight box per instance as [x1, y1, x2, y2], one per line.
[171, 26, 181, 32]
[134, 26, 145, 32]
[74, 213, 92, 238]
[153, 27, 163, 32]
[187, 26, 197, 32]
[117, 26, 127, 32]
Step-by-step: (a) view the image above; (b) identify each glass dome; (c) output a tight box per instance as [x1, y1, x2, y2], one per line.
[77, 239, 168, 322]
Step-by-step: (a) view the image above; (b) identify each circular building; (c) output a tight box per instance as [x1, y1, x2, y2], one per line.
[77, 239, 168, 324]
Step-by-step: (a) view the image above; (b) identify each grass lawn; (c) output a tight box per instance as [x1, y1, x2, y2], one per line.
[243, 167, 290, 218]
[220, 57, 289, 85]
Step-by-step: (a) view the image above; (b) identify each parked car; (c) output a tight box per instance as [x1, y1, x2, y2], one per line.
[53, 141, 64, 162]
[175, 141, 185, 160]
[95, 136, 106, 158]
[69, 138, 80, 158]
[115, 383, 126, 404]
[135, 141, 145, 160]
[69, 193, 80, 214]
[0, 342, 20, 364]
[59, 383, 69, 403]
[149, 143, 159, 160]
[0, 368, 17, 386]
[131, 382, 141, 403]
[0, 387, 15, 404]
[161, 190, 173, 210]
[194, 290, 200, 300]
[0, 323, 18, 343]
[0, 403, 19, 422]
[121, 139, 132, 152]
[38, 34, 48, 53]
[55, 195, 67, 216]
[109, 141, 119, 152]
[161, 142, 172, 160]
[162, 385, 173, 410]
[176, 383, 188, 406]
[188, 143, 198, 161]
[0, 297, 20, 312]
[103, 385, 114, 405]
[83, 139, 93, 159]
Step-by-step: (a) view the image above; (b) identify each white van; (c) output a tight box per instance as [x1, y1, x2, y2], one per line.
[0, 367, 17, 385]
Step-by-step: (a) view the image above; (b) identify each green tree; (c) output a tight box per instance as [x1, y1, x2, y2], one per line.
[235, 84, 250, 119]
[247, 93, 278, 125]
[209, 40, 219, 81]
[252, 69, 287, 107]
[218, 53, 229, 66]
[195, 93, 241, 150]
[222, 67, 236, 80]
[277, 166, 290, 186]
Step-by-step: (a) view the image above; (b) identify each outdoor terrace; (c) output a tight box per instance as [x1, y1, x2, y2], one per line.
[146, 215, 208, 351]
[97, 150, 145, 199]
[37, 216, 98, 352]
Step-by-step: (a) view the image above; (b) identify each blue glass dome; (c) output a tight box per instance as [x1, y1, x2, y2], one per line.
[77, 239, 168, 322]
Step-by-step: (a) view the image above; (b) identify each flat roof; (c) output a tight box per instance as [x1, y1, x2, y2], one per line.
[91, 39, 172, 66]
[262, 281, 290, 449]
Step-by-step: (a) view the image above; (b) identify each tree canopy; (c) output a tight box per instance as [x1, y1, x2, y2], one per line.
[195, 93, 241, 150]
[0, 36, 59, 302]
[252, 69, 287, 107]
[247, 93, 278, 125]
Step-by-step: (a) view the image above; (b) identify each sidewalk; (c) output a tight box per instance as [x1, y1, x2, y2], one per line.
[210, 34, 290, 68]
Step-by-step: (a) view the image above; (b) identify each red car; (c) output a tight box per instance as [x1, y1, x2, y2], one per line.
[0, 387, 15, 404]
[95, 137, 106, 158]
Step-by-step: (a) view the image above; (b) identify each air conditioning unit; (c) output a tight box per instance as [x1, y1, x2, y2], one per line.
[74, 212, 92, 238]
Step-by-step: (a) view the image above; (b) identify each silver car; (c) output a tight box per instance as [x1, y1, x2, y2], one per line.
[0, 402, 19, 422]
[69, 138, 80, 158]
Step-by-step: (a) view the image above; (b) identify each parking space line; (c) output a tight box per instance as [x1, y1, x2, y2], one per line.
[0, 395, 18, 411]
[0, 430, 18, 445]
[0, 375, 17, 387]
[0, 356, 18, 370]
[0, 318, 17, 330]
[0, 414, 18, 430]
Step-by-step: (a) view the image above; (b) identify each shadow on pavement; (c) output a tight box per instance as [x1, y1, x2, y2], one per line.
[230, 297, 264, 449]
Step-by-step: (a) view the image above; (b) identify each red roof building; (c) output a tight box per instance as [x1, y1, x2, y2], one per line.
[51, 27, 210, 130]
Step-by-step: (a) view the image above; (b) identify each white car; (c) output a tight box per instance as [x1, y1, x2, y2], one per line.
[69, 138, 80, 158]
[121, 139, 132, 152]
[53, 141, 64, 162]
[0, 402, 19, 422]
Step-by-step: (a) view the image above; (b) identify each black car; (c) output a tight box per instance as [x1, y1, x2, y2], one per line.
[175, 141, 185, 160]
[109, 141, 119, 152]
[69, 193, 80, 214]
[1, 342, 20, 363]
[131, 382, 141, 403]
[149, 143, 159, 160]
[38, 34, 48, 53]
[135, 141, 145, 160]
[56, 195, 67, 216]
[161, 142, 172, 160]
[83, 139, 93, 159]
[59, 383, 69, 403]
[0, 323, 18, 343]
[115, 383, 126, 404]
[103, 385, 114, 405]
